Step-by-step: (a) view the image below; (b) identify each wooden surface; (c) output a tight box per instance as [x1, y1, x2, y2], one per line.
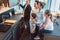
[4, 19, 17, 24]
[0, 14, 22, 40]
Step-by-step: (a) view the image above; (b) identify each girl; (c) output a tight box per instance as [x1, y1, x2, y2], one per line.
[39, 10, 54, 33]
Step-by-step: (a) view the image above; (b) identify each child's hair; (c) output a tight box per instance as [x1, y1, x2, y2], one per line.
[31, 13, 36, 19]
[45, 10, 52, 21]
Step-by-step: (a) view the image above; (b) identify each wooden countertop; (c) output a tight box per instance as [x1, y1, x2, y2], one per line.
[0, 14, 22, 40]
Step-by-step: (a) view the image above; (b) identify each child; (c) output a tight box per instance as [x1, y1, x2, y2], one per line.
[30, 13, 37, 33]
[39, 10, 54, 33]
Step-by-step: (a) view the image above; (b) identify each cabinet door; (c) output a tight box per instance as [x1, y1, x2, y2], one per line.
[2, 0, 9, 7]
[0, 0, 3, 6]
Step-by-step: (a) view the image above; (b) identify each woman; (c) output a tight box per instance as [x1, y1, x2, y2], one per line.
[39, 10, 54, 33]
[38, 10, 54, 40]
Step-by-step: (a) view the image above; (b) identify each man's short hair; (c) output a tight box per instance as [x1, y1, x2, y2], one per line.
[35, 1, 39, 4]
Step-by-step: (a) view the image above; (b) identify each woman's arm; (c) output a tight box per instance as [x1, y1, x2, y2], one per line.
[39, 17, 48, 30]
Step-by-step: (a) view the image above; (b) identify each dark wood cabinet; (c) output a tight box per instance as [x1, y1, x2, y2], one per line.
[2, 0, 9, 7]
[0, 0, 3, 6]
[0, 0, 9, 7]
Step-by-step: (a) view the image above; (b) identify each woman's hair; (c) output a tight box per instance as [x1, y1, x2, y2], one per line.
[45, 10, 52, 21]
[31, 13, 36, 19]
[42, 2, 46, 8]
[39, 2, 45, 8]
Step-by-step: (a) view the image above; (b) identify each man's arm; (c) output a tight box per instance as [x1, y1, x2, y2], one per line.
[19, 4, 25, 9]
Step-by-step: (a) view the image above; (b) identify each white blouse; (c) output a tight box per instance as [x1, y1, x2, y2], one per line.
[44, 17, 54, 30]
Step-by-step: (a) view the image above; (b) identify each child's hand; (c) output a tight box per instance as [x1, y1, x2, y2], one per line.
[31, 28, 35, 33]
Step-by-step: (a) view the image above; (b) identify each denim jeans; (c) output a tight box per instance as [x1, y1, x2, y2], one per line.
[39, 29, 53, 33]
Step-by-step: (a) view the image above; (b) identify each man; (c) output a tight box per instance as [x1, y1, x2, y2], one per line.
[32, 1, 39, 13]
[19, 0, 31, 33]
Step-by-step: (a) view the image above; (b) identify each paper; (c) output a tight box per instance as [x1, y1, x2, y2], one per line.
[4, 20, 17, 24]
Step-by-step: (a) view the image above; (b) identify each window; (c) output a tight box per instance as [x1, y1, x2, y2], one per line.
[50, 0, 60, 15]
[19, 0, 52, 11]
[39, 0, 47, 3]
[30, 0, 35, 7]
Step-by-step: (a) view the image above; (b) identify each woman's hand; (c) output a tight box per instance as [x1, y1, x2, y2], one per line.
[39, 26, 44, 30]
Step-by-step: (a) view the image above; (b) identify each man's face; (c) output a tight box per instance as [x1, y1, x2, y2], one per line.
[34, 2, 38, 8]
[25, 0, 30, 4]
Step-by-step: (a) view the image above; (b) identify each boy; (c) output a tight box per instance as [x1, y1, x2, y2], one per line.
[30, 13, 37, 33]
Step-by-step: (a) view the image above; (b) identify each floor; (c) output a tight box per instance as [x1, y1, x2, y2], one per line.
[19, 18, 43, 40]
[19, 17, 60, 40]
